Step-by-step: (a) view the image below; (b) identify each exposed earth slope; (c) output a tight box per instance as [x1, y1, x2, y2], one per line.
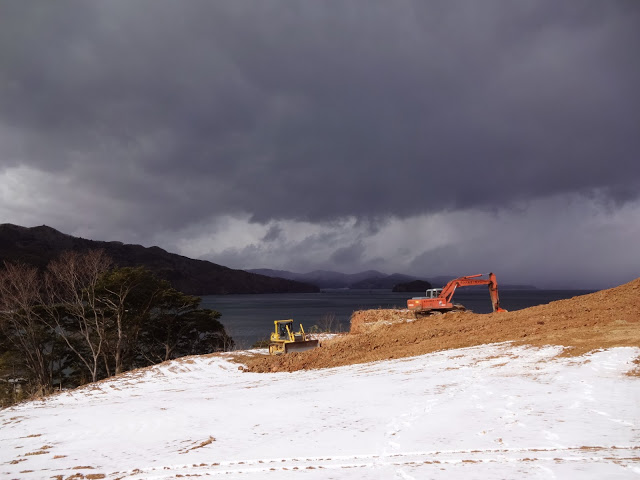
[245, 277, 640, 372]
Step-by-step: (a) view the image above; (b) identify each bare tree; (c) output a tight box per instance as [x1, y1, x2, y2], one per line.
[318, 312, 340, 333]
[44, 250, 112, 383]
[0, 262, 53, 393]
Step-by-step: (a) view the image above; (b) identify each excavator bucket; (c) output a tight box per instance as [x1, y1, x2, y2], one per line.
[284, 339, 319, 354]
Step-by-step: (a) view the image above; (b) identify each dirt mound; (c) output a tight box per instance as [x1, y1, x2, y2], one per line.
[242, 278, 640, 373]
[350, 308, 415, 334]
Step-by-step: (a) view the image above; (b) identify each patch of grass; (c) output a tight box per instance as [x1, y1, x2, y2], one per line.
[180, 435, 216, 454]
[25, 446, 53, 456]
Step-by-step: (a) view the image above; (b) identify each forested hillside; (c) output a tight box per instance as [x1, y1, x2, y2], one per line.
[0, 224, 319, 295]
[0, 250, 233, 406]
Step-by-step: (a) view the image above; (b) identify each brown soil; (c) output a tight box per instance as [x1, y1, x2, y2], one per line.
[242, 277, 640, 373]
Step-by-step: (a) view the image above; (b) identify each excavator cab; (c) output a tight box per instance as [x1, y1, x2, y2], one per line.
[424, 288, 443, 299]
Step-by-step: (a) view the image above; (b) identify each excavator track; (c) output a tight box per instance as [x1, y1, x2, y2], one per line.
[412, 303, 466, 318]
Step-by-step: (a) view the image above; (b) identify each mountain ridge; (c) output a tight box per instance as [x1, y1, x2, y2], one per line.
[248, 268, 425, 289]
[249, 268, 538, 290]
[0, 224, 319, 295]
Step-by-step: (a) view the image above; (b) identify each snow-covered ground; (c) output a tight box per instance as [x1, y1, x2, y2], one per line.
[1, 343, 639, 479]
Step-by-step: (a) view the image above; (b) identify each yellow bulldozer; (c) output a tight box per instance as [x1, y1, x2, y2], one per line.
[269, 319, 319, 355]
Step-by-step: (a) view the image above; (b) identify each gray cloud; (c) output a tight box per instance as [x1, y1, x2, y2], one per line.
[1, 1, 639, 287]
[187, 196, 640, 289]
[330, 241, 365, 268]
[261, 224, 283, 243]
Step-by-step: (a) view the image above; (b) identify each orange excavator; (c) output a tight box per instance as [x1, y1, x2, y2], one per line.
[407, 272, 507, 314]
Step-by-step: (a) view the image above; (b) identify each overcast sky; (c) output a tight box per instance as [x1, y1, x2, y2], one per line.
[1, 1, 639, 288]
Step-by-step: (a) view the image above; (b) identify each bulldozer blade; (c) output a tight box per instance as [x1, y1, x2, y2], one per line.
[284, 340, 319, 354]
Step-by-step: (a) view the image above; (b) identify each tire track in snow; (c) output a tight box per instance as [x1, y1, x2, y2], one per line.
[116, 445, 640, 478]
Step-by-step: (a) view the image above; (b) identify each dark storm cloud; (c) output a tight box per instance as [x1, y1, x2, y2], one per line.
[1, 0, 639, 233]
[330, 241, 365, 267]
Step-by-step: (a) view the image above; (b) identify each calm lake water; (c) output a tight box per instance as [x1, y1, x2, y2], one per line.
[200, 288, 594, 349]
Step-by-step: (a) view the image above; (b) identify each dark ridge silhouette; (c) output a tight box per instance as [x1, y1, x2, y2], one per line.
[0, 224, 319, 295]
[392, 280, 433, 293]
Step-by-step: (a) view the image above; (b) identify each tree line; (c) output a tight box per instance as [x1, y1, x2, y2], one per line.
[0, 250, 233, 406]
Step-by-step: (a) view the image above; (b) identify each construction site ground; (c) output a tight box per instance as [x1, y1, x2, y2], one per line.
[243, 277, 640, 373]
[2, 278, 639, 479]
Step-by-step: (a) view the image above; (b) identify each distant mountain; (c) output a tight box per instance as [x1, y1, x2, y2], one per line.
[248, 268, 388, 289]
[249, 269, 421, 290]
[349, 273, 417, 289]
[303, 270, 388, 289]
[0, 224, 319, 295]
[248, 269, 383, 288]
[247, 268, 301, 282]
[249, 269, 537, 291]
